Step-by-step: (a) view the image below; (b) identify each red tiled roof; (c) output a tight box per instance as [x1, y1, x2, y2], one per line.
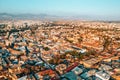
[65, 62, 79, 72]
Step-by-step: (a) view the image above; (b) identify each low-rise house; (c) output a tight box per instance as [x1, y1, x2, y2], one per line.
[64, 62, 79, 73]
[95, 71, 110, 80]
[62, 71, 77, 80]
[37, 69, 57, 79]
[55, 64, 67, 74]
[18, 76, 27, 80]
[72, 66, 83, 75]
[99, 64, 112, 71]
[82, 58, 101, 68]
[80, 72, 90, 79]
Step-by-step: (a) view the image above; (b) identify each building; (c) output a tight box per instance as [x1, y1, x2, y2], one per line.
[95, 71, 110, 80]
[72, 66, 83, 75]
[82, 58, 101, 68]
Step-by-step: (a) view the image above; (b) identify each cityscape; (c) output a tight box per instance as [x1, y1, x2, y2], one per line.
[0, 0, 120, 80]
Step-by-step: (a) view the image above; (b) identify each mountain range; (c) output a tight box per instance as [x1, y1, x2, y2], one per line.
[0, 13, 120, 22]
[0, 13, 58, 21]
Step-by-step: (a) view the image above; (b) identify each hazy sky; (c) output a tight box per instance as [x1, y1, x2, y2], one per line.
[0, 0, 120, 20]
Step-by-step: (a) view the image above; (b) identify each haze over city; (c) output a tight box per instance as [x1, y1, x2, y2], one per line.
[0, 0, 120, 21]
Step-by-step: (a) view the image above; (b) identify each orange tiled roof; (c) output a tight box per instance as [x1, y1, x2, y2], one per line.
[38, 69, 56, 76]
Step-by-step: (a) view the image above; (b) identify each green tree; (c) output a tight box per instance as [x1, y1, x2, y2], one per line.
[44, 47, 50, 51]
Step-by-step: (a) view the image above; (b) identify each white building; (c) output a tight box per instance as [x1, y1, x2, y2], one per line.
[95, 71, 110, 80]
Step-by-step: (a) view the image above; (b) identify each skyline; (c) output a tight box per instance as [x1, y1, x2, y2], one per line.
[0, 0, 120, 20]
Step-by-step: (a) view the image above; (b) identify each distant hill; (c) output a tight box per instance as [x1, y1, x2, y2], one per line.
[0, 13, 120, 22]
[0, 13, 63, 21]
